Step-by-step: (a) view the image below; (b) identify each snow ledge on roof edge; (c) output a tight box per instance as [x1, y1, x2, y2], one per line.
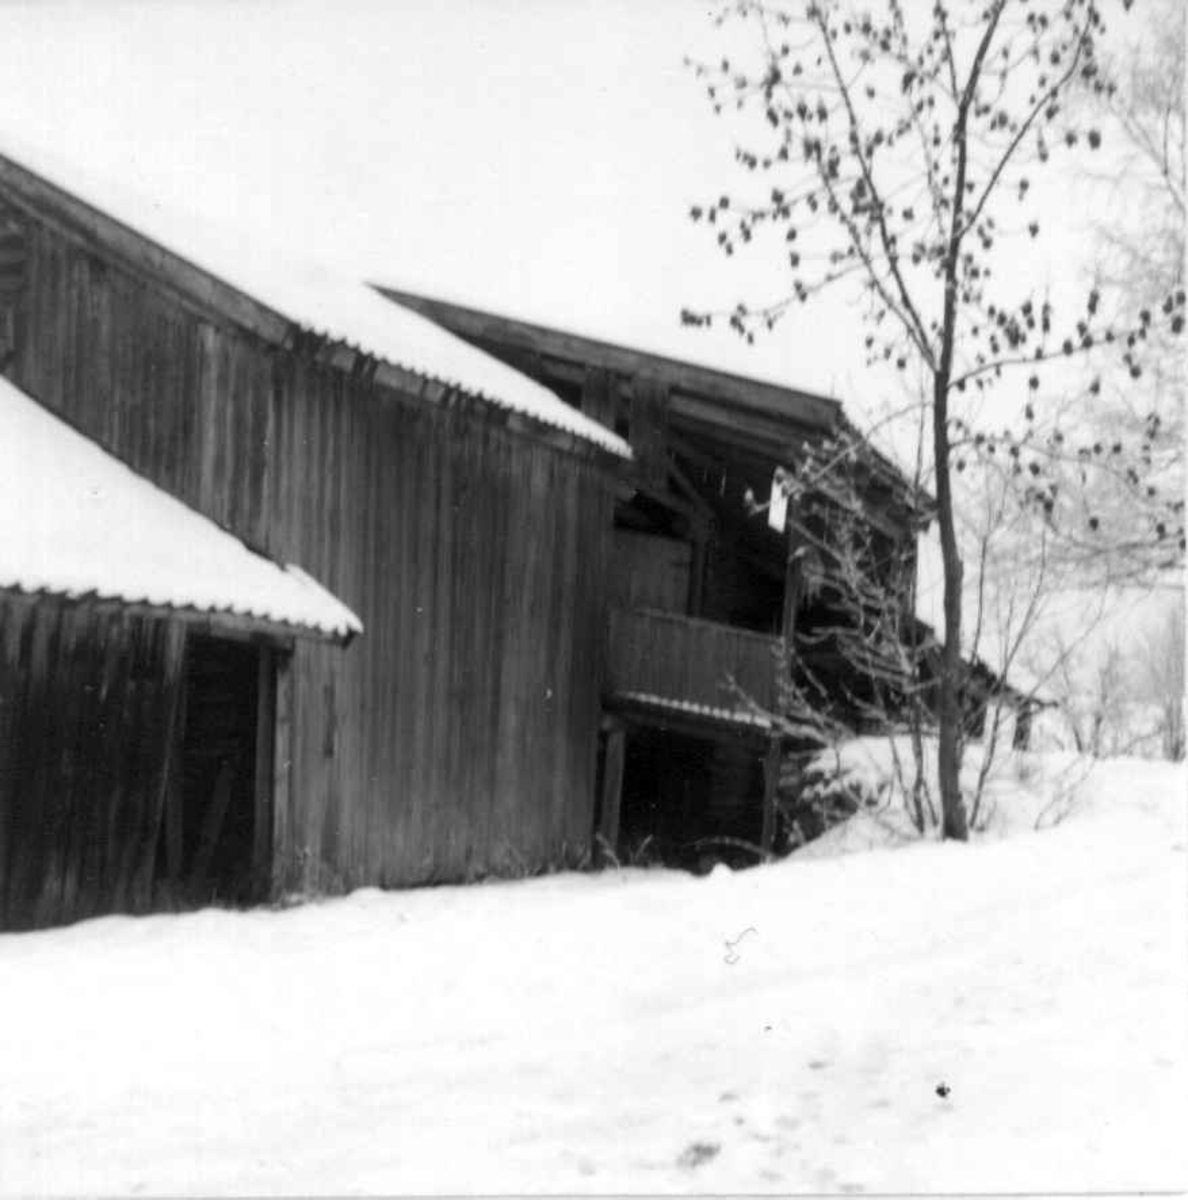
[0, 137, 631, 460]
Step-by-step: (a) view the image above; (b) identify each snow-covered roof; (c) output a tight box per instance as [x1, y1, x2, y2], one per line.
[0, 375, 362, 641]
[0, 139, 630, 460]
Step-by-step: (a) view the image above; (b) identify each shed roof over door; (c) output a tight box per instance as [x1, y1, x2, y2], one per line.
[0, 375, 361, 642]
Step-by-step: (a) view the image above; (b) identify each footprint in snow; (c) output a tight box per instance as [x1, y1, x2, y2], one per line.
[677, 1141, 720, 1169]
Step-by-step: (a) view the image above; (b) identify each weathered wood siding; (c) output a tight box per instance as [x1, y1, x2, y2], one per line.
[2, 186, 614, 896]
[608, 530, 692, 614]
[0, 596, 185, 930]
[606, 607, 781, 716]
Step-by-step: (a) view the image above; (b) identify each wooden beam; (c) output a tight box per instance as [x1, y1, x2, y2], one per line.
[598, 726, 627, 857]
[669, 394, 828, 456]
[374, 287, 842, 430]
[671, 421, 915, 542]
[626, 478, 711, 537]
[666, 455, 717, 525]
[602, 696, 773, 747]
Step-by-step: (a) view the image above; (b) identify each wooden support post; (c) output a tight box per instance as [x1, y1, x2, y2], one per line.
[252, 644, 277, 898]
[781, 511, 804, 647]
[144, 623, 186, 902]
[163, 637, 190, 885]
[688, 533, 707, 619]
[271, 652, 294, 900]
[763, 734, 792, 859]
[778, 504, 803, 718]
[599, 723, 627, 858]
[760, 737, 782, 858]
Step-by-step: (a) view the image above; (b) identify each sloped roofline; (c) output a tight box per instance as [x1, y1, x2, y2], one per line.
[374, 285, 843, 432]
[0, 147, 629, 463]
[375, 286, 932, 516]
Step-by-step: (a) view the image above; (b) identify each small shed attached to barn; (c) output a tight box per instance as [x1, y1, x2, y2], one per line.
[0, 374, 360, 928]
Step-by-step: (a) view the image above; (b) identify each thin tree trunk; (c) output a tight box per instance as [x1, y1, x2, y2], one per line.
[933, 372, 968, 840]
[927, 3, 1007, 843]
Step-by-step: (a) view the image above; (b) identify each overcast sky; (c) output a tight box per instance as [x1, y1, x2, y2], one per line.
[0, 0, 1116, 432]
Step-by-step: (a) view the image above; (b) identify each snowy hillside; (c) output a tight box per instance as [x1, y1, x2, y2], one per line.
[0, 752, 1183, 1194]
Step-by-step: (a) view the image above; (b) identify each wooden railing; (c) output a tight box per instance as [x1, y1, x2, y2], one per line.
[605, 606, 783, 717]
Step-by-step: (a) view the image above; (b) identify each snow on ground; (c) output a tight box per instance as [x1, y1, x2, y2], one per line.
[0, 751, 1183, 1195]
[793, 734, 1133, 857]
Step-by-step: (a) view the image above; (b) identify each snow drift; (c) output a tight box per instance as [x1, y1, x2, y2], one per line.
[0, 750, 1182, 1194]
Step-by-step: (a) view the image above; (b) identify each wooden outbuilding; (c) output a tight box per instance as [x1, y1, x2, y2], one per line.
[1, 141, 961, 927]
[0, 374, 360, 928]
[0, 147, 628, 928]
[378, 290, 926, 867]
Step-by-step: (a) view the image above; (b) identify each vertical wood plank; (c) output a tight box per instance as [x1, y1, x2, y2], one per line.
[136, 619, 186, 908]
[598, 726, 627, 856]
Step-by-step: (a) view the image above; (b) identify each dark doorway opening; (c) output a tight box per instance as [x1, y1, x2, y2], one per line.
[157, 634, 267, 906]
[615, 726, 765, 871]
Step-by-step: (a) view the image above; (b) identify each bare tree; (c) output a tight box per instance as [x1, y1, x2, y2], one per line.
[1073, 0, 1185, 586]
[1133, 591, 1186, 760]
[959, 465, 1063, 824]
[1033, 590, 1182, 761]
[684, 0, 1183, 838]
[1086, 0, 1183, 303]
[791, 461, 938, 832]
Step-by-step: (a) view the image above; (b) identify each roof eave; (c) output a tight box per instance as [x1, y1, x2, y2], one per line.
[372, 285, 844, 433]
[0, 151, 625, 467]
[0, 584, 361, 646]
